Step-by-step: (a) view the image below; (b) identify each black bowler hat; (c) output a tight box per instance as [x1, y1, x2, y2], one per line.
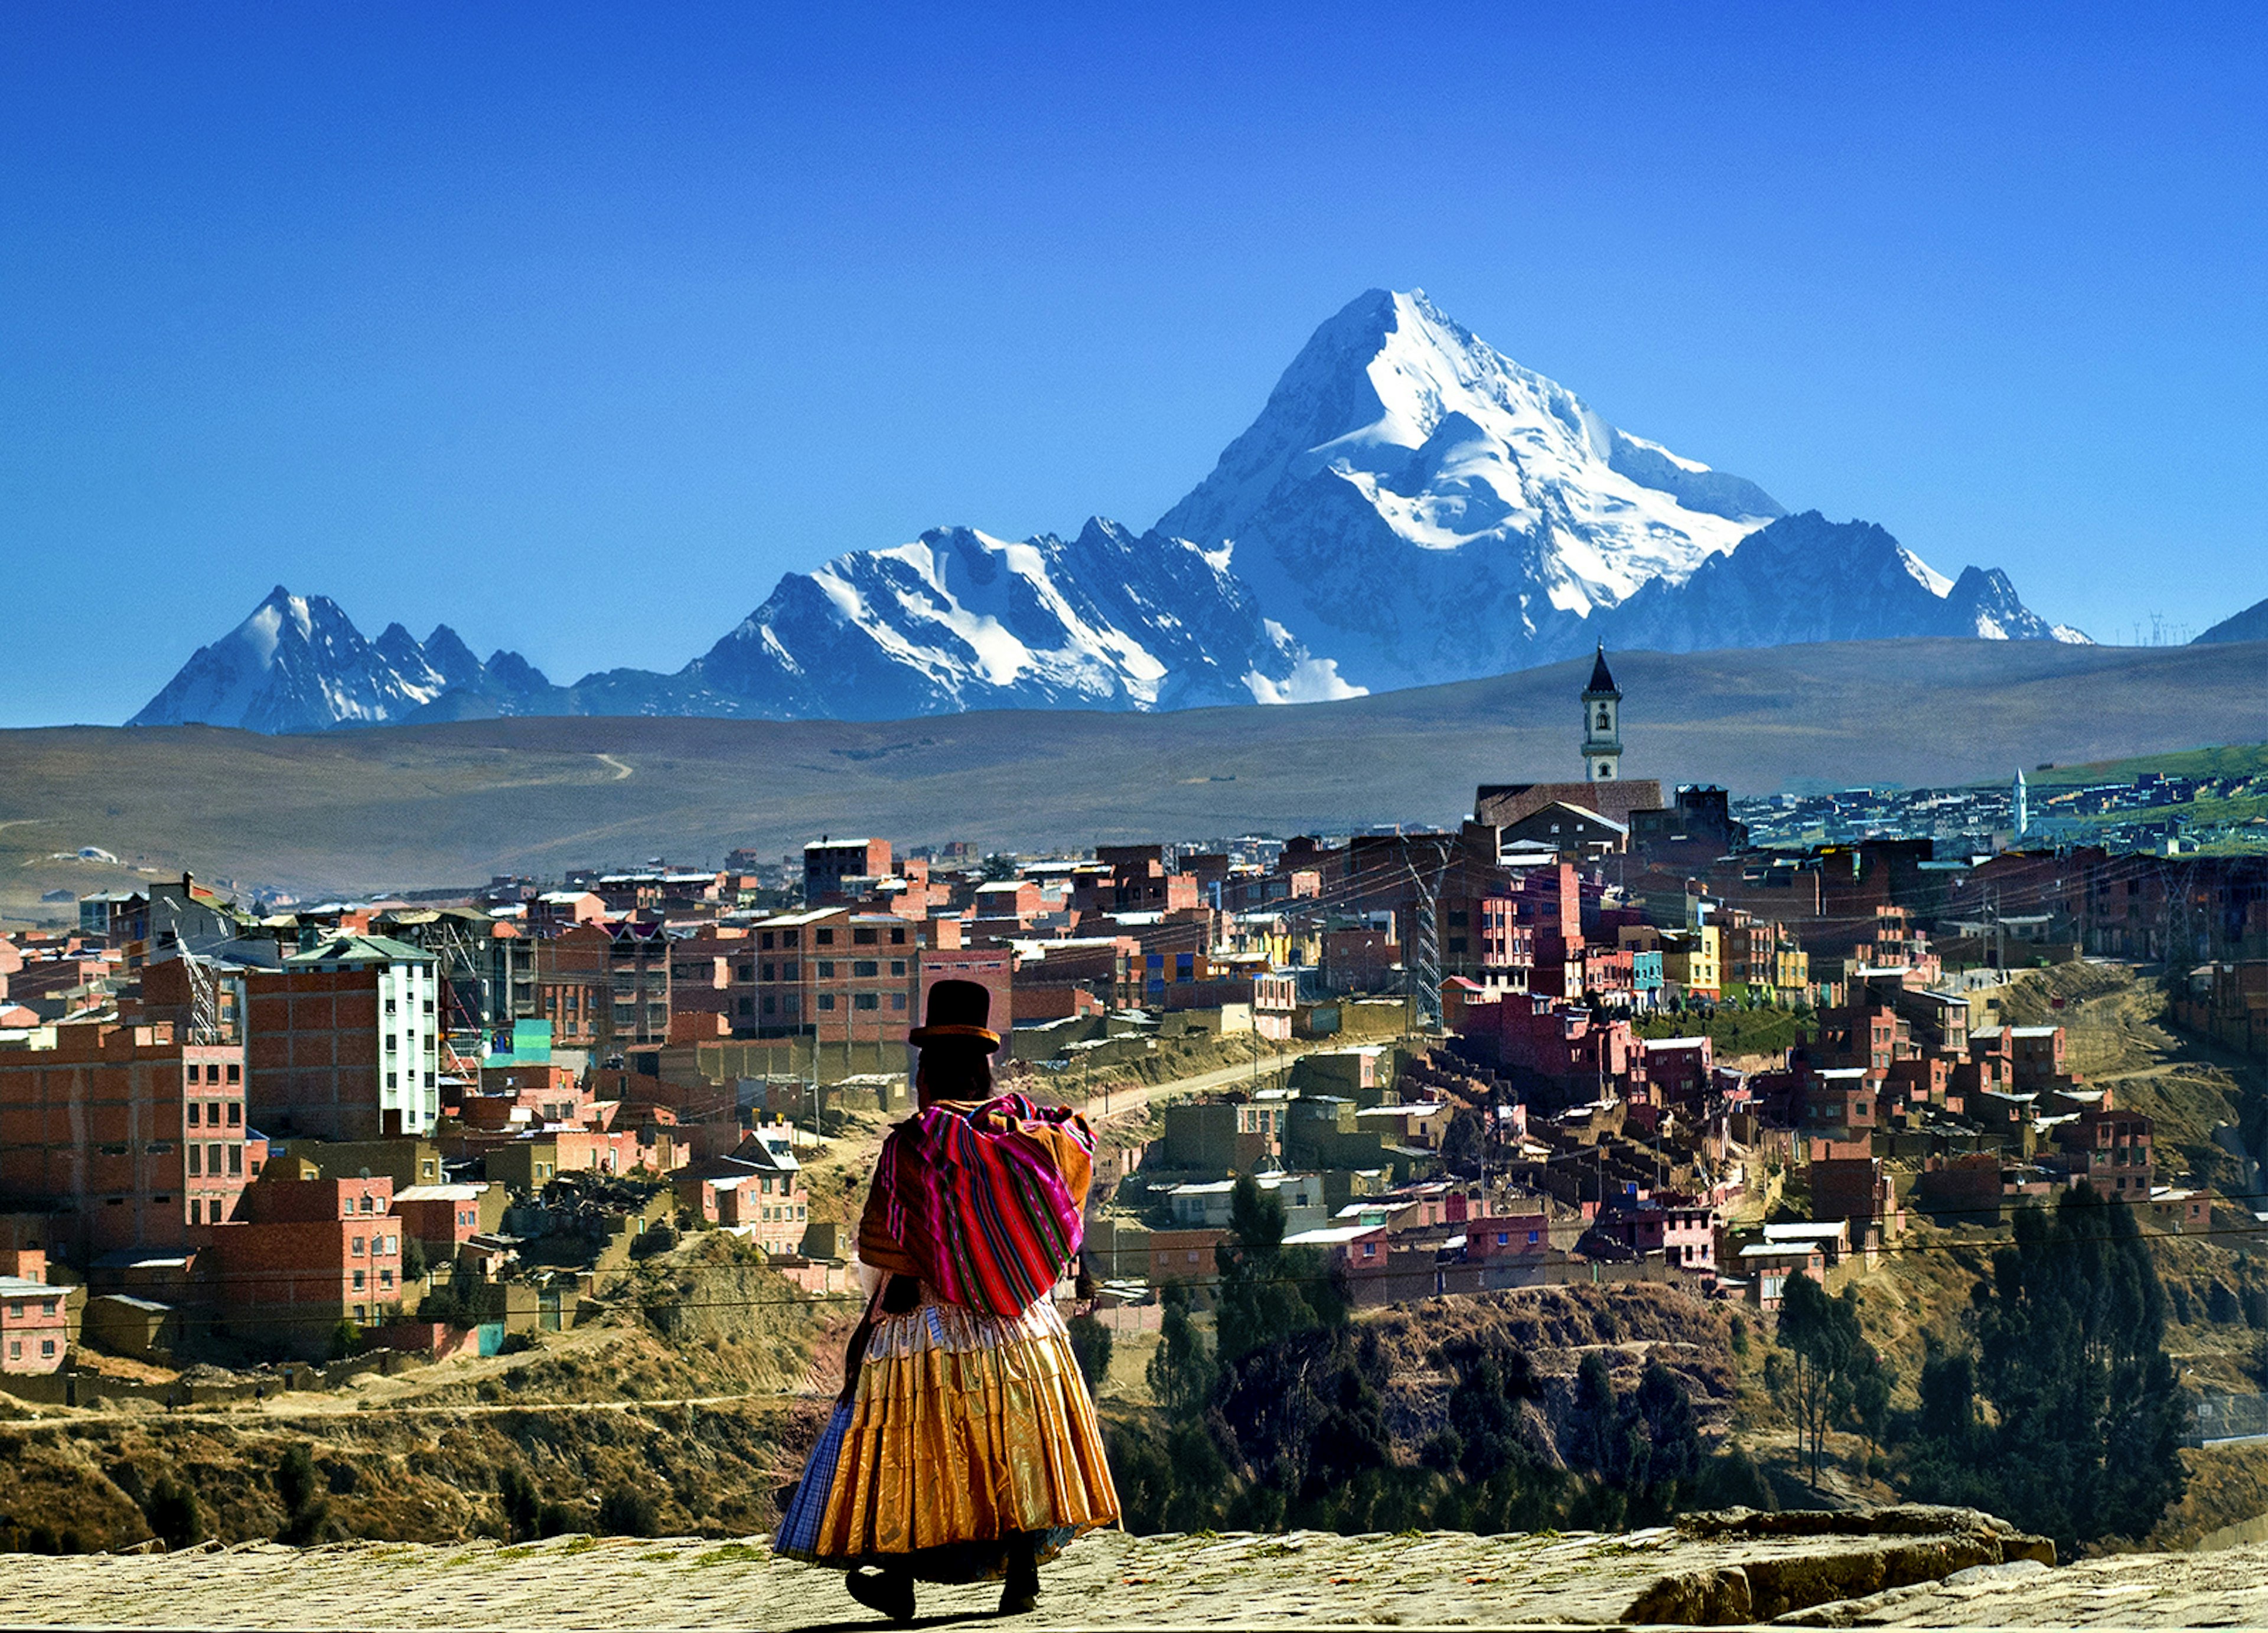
[908, 979, 1002, 1052]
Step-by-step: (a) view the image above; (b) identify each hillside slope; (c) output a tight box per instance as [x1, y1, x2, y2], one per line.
[9, 637, 2267, 912]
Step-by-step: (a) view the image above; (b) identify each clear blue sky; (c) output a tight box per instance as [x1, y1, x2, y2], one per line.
[4, 4, 2263, 727]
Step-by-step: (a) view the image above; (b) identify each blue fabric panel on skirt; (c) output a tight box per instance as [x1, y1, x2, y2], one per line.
[773, 1403, 853, 1558]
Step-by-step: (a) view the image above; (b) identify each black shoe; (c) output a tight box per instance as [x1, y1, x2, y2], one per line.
[845, 1567, 915, 1624]
[999, 1558, 1040, 1616]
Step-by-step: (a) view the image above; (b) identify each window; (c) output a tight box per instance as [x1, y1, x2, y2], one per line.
[891, 993, 906, 1011]
[891, 960, 906, 976]
[228, 1146, 242, 1176]
[5, 1343, 15, 1360]
[226, 1103, 241, 1126]
[853, 927, 877, 945]
[354, 1305, 366, 1322]
[40, 1339, 54, 1358]
[40, 1299, 56, 1316]
[854, 992, 879, 1011]
[360, 1195, 375, 1214]
[781, 960, 799, 979]
[890, 928, 905, 945]
[762, 996, 777, 1015]
[353, 1236, 366, 1255]
[387, 1071, 399, 1089]
[188, 1200, 201, 1224]
[380, 1269, 394, 1289]
[760, 962, 774, 982]
[186, 1103, 201, 1127]
[187, 1146, 202, 1177]
[817, 995, 835, 1011]
[353, 1271, 367, 1291]
[817, 960, 835, 978]
[852, 960, 877, 977]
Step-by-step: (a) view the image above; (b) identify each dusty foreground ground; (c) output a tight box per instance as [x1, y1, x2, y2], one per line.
[0, 1510, 2256, 1631]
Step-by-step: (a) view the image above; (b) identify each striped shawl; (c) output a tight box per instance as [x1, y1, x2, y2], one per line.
[858, 1093, 1093, 1318]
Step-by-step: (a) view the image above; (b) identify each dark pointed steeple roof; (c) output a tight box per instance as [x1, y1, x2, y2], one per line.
[1583, 641, 1619, 697]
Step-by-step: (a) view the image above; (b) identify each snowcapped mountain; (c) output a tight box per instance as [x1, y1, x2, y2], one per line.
[1155, 289, 1789, 689]
[684, 519, 1358, 719]
[130, 288, 2084, 733]
[1593, 512, 2091, 653]
[128, 587, 558, 734]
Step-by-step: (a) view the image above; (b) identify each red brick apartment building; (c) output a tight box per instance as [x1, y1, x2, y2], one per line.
[242, 936, 441, 1141]
[736, 910, 971, 1045]
[0, 1020, 250, 1262]
[204, 1174, 402, 1355]
[804, 837, 894, 904]
[0, 1276, 71, 1374]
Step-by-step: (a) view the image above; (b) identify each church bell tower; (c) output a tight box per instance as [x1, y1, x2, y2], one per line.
[1582, 642, 1622, 783]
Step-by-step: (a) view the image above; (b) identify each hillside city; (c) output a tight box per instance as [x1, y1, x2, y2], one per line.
[4, 646, 2264, 1407]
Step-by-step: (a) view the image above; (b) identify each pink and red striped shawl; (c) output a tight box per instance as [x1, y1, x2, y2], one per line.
[858, 1093, 1094, 1318]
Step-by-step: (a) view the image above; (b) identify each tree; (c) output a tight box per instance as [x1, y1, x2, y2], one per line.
[1146, 1280, 1216, 1414]
[1771, 1274, 1863, 1487]
[598, 1486, 659, 1537]
[1213, 1174, 1344, 1368]
[1962, 1189, 2187, 1549]
[1631, 1360, 1705, 1501]
[143, 1476, 203, 1550]
[400, 1236, 428, 1282]
[273, 1443, 331, 1544]
[1065, 1312, 1114, 1393]
[329, 1318, 363, 1361]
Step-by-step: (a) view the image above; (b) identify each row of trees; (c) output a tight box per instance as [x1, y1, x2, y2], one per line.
[1120, 1177, 2192, 1552]
[1112, 1175, 1767, 1533]
[1768, 1187, 2188, 1554]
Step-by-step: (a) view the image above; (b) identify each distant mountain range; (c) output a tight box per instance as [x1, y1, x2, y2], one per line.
[2195, 592, 2268, 646]
[132, 288, 2094, 735]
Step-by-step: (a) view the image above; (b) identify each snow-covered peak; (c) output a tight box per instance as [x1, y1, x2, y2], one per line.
[1156, 288, 1787, 689]
[131, 589, 549, 732]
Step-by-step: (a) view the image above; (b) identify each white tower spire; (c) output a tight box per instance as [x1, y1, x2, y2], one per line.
[1582, 643, 1622, 784]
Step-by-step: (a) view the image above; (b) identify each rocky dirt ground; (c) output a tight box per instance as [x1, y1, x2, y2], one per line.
[0, 1507, 2143, 1631]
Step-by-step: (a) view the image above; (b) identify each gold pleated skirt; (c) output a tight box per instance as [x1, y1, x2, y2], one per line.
[807, 1294, 1120, 1575]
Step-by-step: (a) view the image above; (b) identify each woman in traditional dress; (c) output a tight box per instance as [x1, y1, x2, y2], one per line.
[775, 980, 1120, 1621]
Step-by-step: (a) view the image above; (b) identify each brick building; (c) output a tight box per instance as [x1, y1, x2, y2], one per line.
[0, 1276, 71, 1374]
[804, 837, 894, 905]
[245, 935, 441, 1141]
[205, 1174, 402, 1356]
[0, 1019, 250, 1262]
